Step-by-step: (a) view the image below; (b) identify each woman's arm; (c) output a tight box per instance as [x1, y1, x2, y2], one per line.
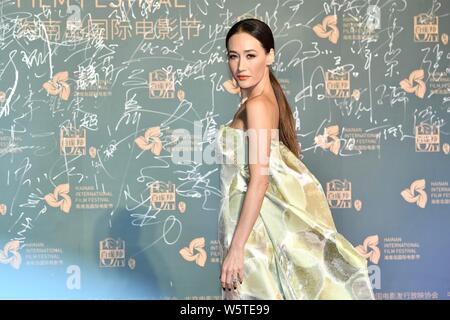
[230, 97, 273, 248]
[220, 97, 274, 290]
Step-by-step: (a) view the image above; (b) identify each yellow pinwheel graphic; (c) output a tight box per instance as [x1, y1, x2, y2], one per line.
[0, 240, 22, 269]
[179, 237, 207, 268]
[356, 235, 381, 264]
[314, 125, 341, 155]
[43, 71, 71, 101]
[401, 179, 427, 208]
[399, 69, 426, 98]
[135, 127, 162, 156]
[313, 15, 339, 44]
[44, 183, 72, 213]
[223, 78, 241, 95]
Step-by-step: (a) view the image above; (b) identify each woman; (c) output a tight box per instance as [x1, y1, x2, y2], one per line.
[217, 18, 375, 300]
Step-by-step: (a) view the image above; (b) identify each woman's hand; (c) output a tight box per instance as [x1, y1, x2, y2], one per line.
[220, 244, 245, 291]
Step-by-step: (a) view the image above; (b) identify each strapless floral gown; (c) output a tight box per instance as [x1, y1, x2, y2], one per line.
[217, 125, 375, 300]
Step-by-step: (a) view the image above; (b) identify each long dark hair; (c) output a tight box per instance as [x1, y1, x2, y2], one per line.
[225, 18, 300, 158]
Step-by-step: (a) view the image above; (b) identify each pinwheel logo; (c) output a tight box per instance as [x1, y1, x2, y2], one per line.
[356, 235, 381, 264]
[179, 237, 207, 268]
[314, 125, 341, 155]
[43, 71, 71, 101]
[313, 15, 339, 44]
[400, 69, 426, 99]
[0, 240, 22, 269]
[401, 179, 427, 208]
[223, 78, 241, 95]
[135, 127, 162, 156]
[44, 183, 72, 214]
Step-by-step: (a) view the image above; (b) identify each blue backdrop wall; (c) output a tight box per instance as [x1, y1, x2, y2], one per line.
[0, 0, 449, 300]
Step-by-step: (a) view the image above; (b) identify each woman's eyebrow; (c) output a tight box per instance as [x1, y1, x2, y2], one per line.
[228, 49, 257, 53]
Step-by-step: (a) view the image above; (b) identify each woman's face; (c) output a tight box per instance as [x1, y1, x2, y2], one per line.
[227, 32, 271, 90]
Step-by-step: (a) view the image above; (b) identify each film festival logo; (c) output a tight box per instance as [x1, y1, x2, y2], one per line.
[356, 235, 381, 290]
[135, 126, 163, 156]
[326, 179, 352, 209]
[150, 181, 176, 211]
[415, 123, 440, 152]
[356, 235, 381, 265]
[99, 238, 125, 268]
[60, 127, 86, 156]
[313, 15, 339, 44]
[314, 125, 341, 155]
[42, 71, 71, 101]
[149, 69, 175, 99]
[13, 2, 192, 42]
[400, 69, 426, 99]
[0, 240, 22, 270]
[325, 69, 350, 98]
[401, 179, 427, 209]
[414, 14, 440, 43]
[44, 183, 72, 214]
[179, 237, 207, 268]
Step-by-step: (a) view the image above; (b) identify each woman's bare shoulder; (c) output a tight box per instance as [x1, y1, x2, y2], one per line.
[244, 96, 279, 127]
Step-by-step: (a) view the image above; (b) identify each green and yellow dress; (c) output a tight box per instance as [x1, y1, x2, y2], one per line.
[217, 125, 375, 300]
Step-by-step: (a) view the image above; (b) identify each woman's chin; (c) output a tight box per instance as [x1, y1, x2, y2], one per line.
[238, 84, 253, 89]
